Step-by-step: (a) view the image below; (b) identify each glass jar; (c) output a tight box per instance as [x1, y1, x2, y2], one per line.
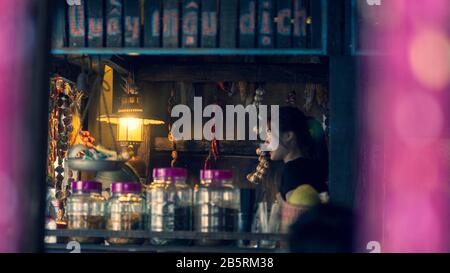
[66, 181, 105, 244]
[147, 168, 192, 245]
[194, 169, 240, 246]
[106, 182, 145, 245]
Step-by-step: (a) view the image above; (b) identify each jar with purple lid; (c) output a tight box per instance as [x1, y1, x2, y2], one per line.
[106, 182, 145, 245]
[147, 168, 192, 245]
[194, 170, 240, 246]
[66, 181, 105, 244]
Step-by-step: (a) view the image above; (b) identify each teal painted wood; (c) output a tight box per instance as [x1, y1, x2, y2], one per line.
[87, 0, 103, 47]
[257, 0, 275, 48]
[51, 47, 325, 55]
[105, 0, 123, 47]
[201, 0, 218, 48]
[124, 0, 141, 47]
[68, 0, 86, 47]
[144, 0, 162, 47]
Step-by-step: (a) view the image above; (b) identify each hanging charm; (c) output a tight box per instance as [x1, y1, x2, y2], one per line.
[48, 76, 84, 223]
[253, 85, 266, 108]
[286, 90, 297, 106]
[247, 147, 270, 184]
[304, 83, 316, 112]
[167, 85, 177, 167]
[217, 81, 236, 97]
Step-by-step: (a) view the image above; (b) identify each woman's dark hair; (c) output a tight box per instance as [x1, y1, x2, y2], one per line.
[278, 107, 314, 157]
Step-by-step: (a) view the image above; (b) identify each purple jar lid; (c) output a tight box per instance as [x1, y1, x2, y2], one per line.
[111, 182, 142, 193]
[71, 181, 102, 192]
[153, 168, 187, 178]
[200, 169, 234, 180]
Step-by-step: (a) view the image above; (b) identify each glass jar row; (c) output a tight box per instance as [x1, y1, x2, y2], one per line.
[66, 168, 240, 245]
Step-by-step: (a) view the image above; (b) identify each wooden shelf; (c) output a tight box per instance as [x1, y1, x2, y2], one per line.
[51, 48, 326, 56]
[44, 229, 286, 253]
[45, 243, 284, 253]
[45, 229, 287, 241]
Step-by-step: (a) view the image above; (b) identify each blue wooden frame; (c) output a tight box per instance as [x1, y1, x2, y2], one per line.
[350, 0, 385, 56]
[52, 0, 328, 56]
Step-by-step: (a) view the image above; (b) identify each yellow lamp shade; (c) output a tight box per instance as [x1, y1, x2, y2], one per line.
[97, 115, 165, 126]
[117, 117, 144, 142]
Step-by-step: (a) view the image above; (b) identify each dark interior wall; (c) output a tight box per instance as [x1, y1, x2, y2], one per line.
[114, 56, 332, 203]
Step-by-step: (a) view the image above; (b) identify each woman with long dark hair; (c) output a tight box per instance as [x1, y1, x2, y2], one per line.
[267, 106, 328, 200]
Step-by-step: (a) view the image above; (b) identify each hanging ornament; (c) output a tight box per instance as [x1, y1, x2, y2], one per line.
[246, 147, 270, 184]
[286, 90, 297, 105]
[167, 85, 177, 167]
[217, 81, 236, 97]
[315, 84, 328, 109]
[48, 76, 83, 223]
[203, 132, 219, 170]
[238, 81, 252, 105]
[253, 85, 266, 108]
[304, 83, 316, 112]
[203, 99, 220, 170]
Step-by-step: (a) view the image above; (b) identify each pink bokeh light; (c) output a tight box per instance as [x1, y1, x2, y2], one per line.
[0, 0, 28, 252]
[358, 0, 450, 252]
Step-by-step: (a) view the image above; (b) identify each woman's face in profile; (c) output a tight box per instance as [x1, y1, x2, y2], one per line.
[266, 130, 289, 161]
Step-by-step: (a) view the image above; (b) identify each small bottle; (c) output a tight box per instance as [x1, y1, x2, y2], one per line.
[194, 170, 240, 246]
[106, 182, 145, 245]
[66, 181, 105, 244]
[147, 168, 192, 245]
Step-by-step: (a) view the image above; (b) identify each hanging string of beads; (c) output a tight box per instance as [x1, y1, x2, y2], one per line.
[203, 86, 222, 170]
[247, 83, 269, 184]
[203, 123, 219, 170]
[167, 85, 177, 167]
[48, 76, 83, 222]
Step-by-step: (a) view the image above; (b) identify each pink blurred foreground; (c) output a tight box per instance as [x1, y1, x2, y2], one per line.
[359, 0, 450, 252]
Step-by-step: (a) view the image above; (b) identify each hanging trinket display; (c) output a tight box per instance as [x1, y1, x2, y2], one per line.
[246, 147, 270, 184]
[48, 76, 85, 222]
[246, 84, 269, 184]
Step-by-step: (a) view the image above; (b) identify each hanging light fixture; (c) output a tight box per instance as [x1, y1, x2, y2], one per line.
[98, 72, 164, 179]
[98, 73, 164, 147]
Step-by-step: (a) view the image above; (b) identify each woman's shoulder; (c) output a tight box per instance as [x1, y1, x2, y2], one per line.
[282, 157, 328, 192]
